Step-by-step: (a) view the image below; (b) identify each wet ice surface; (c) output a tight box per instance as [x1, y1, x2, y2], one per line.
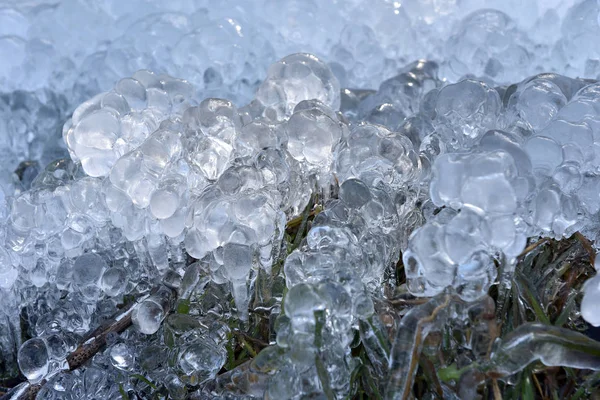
[1, 0, 600, 399]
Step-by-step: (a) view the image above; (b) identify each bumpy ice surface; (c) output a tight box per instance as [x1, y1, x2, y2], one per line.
[1, 0, 600, 399]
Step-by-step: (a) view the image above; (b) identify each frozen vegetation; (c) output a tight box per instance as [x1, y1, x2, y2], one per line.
[1, 0, 600, 399]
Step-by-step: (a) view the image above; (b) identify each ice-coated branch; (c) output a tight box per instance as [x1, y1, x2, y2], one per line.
[484, 323, 600, 377]
[0, 287, 173, 400]
[385, 293, 452, 400]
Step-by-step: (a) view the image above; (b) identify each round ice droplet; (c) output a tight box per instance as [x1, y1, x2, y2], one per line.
[73, 253, 108, 288]
[166, 373, 187, 400]
[178, 338, 226, 379]
[339, 178, 372, 209]
[45, 334, 68, 360]
[286, 108, 339, 165]
[132, 298, 165, 335]
[150, 189, 179, 219]
[100, 267, 128, 297]
[110, 343, 134, 370]
[18, 338, 49, 383]
[259, 53, 341, 116]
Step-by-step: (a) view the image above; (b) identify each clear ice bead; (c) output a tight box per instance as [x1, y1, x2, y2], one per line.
[18, 338, 49, 383]
[132, 296, 167, 335]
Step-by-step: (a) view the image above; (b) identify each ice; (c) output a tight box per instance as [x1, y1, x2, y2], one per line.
[386, 293, 452, 399]
[558, 0, 600, 78]
[99, 266, 128, 297]
[17, 337, 49, 383]
[1, 1, 600, 398]
[132, 296, 167, 335]
[234, 121, 278, 159]
[178, 337, 227, 384]
[433, 79, 502, 149]
[339, 179, 372, 209]
[183, 98, 241, 181]
[222, 242, 252, 280]
[0, 89, 68, 181]
[335, 124, 421, 191]
[283, 283, 327, 332]
[443, 9, 534, 83]
[331, 24, 385, 87]
[44, 334, 68, 361]
[165, 373, 187, 399]
[487, 323, 600, 375]
[109, 343, 134, 370]
[524, 136, 563, 175]
[255, 53, 341, 121]
[507, 78, 568, 132]
[286, 107, 341, 167]
[66, 72, 193, 178]
[72, 253, 107, 290]
[0, 247, 17, 288]
[582, 274, 600, 326]
[401, 68, 600, 304]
